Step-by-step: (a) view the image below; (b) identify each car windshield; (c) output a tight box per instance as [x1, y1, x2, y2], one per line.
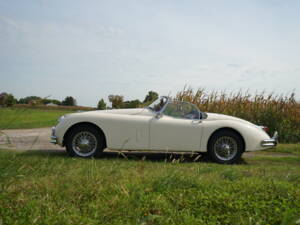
[147, 97, 168, 112]
[163, 101, 201, 120]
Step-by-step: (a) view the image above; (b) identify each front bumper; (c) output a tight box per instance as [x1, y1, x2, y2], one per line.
[261, 131, 278, 147]
[50, 126, 58, 144]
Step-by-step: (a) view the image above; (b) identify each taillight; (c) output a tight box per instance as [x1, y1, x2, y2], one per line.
[262, 126, 269, 133]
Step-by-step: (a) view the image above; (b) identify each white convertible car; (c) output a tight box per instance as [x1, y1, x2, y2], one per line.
[50, 96, 278, 164]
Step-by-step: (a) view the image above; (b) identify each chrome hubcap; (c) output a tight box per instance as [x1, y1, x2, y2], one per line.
[72, 131, 97, 157]
[214, 136, 238, 161]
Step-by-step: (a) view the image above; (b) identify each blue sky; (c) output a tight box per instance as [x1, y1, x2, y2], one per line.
[0, 0, 299, 106]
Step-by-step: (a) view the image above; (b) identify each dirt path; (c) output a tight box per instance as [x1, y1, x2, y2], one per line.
[0, 128, 64, 151]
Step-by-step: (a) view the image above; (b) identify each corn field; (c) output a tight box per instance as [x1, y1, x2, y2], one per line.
[176, 87, 300, 143]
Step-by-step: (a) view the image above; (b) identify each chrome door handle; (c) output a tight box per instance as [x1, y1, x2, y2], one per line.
[192, 120, 202, 124]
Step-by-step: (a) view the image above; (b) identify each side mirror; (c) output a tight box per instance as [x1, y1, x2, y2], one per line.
[155, 112, 163, 119]
[201, 112, 208, 119]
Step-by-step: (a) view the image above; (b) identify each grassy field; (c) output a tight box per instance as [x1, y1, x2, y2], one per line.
[0, 107, 75, 129]
[265, 144, 300, 155]
[0, 146, 300, 225]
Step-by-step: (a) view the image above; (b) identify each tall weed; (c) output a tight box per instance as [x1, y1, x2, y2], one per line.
[176, 87, 300, 143]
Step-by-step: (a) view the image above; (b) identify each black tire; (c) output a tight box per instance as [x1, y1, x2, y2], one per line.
[66, 125, 105, 158]
[208, 130, 244, 164]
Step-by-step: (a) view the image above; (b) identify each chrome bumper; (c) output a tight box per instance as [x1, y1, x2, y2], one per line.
[261, 131, 278, 147]
[50, 127, 58, 144]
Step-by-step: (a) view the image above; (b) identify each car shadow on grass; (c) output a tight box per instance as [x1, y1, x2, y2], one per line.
[103, 151, 248, 164]
[18, 149, 248, 164]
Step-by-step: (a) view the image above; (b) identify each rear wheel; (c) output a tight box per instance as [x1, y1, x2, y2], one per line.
[208, 130, 244, 164]
[66, 125, 105, 157]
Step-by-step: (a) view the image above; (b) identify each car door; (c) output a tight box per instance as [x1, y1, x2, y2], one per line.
[149, 101, 203, 151]
[102, 113, 152, 150]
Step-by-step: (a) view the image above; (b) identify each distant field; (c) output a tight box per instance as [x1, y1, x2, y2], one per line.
[0, 107, 76, 129]
[0, 147, 299, 225]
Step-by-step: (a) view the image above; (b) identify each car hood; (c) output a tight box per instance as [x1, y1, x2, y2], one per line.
[206, 113, 254, 125]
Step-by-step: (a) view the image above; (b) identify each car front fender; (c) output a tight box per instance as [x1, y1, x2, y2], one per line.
[199, 120, 271, 152]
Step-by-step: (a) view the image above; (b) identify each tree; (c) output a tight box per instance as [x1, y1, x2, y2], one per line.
[108, 95, 124, 109]
[62, 96, 77, 106]
[6, 94, 17, 106]
[123, 99, 142, 108]
[18, 96, 41, 104]
[0, 92, 7, 106]
[41, 99, 61, 105]
[97, 98, 107, 110]
[143, 91, 159, 103]
[49, 99, 61, 105]
[0, 92, 17, 107]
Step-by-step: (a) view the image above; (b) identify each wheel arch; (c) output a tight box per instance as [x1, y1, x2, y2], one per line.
[207, 127, 246, 152]
[62, 122, 107, 148]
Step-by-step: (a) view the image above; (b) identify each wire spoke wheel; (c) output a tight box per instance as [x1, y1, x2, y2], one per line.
[71, 131, 98, 157]
[213, 136, 238, 161]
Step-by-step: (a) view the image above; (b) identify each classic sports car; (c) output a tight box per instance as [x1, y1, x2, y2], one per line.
[50, 96, 278, 164]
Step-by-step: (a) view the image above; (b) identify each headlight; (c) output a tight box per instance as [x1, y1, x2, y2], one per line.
[58, 115, 65, 123]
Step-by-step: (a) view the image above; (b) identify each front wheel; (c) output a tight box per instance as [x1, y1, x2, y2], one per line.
[208, 130, 244, 164]
[66, 125, 105, 158]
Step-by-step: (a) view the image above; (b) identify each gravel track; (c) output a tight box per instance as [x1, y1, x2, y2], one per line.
[0, 128, 63, 151]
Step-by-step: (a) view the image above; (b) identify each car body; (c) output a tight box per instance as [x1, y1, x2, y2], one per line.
[51, 96, 278, 163]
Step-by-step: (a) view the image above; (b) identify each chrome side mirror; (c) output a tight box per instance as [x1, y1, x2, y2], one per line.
[155, 112, 163, 119]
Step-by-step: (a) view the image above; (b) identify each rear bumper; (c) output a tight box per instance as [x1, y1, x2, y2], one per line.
[50, 127, 58, 144]
[261, 131, 278, 147]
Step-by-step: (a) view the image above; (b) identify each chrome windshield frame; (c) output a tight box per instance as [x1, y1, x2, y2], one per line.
[147, 96, 170, 113]
[148, 97, 203, 120]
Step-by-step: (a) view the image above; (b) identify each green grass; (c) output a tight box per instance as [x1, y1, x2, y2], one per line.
[0, 108, 74, 129]
[0, 148, 300, 225]
[265, 144, 300, 155]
